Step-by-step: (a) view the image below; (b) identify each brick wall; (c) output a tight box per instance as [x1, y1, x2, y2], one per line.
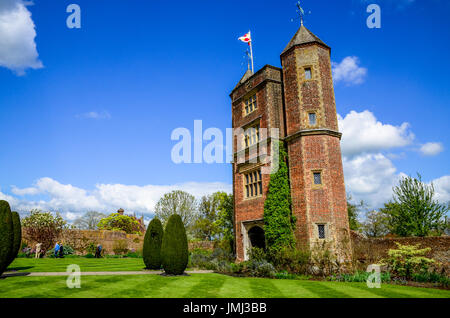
[351, 232, 450, 268]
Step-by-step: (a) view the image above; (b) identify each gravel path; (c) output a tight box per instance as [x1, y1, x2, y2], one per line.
[2, 270, 214, 278]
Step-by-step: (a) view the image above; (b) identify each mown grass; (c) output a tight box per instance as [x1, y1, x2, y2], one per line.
[0, 273, 449, 298]
[7, 257, 146, 272]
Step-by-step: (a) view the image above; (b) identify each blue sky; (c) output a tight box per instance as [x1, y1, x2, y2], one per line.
[0, 0, 449, 220]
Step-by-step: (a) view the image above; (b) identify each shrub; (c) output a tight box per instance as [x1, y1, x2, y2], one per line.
[232, 260, 276, 278]
[161, 214, 189, 275]
[112, 239, 129, 255]
[330, 271, 391, 283]
[268, 247, 311, 275]
[98, 213, 143, 234]
[383, 243, 435, 280]
[85, 242, 97, 255]
[7, 212, 22, 266]
[248, 247, 267, 262]
[143, 218, 164, 269]
[0, 200, 14, 275]
[411, 271, 449, 287]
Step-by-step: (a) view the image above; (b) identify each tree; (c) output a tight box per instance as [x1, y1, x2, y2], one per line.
[347, 195, 363, 231]
[97, 213, 142, 234]
[143, 218, 164, 269]
[155, 190, 198, 232]
[161, 214, 189, 275]
[362, 210, 390, 237]
[0, 200, 13, 275]
[22, 209, 68, 253]
[73, 211, 107, 230]
[7, 212, 22, 265]
[381, 174, 448, 237]
[192, 193, 222, 241]
[263, 141, 296, 253]
[216, 192, 235, 253]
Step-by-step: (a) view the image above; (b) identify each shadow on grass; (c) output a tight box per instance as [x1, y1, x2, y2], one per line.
[1, 272, 31, 279]
[5, 266, 34, 271]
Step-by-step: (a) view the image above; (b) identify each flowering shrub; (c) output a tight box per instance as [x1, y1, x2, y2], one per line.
[22, 210, 68, 252]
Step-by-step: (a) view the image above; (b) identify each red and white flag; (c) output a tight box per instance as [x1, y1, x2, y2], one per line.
[238, 31, 252, 45]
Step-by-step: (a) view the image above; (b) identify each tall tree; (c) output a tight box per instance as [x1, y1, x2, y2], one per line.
[263, 141, 296, 252]
[216, 192, 234, 252]
[73, 211, 107, 230]
[347, 195, 363, 231]
[362, 210, 390, 237]
[381, 174, 448, 237]
[192, 193, 222, 241]
[155, 190, 198, 231]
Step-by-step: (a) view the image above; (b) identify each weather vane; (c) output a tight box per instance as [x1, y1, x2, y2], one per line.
[291, 1, 311, 26]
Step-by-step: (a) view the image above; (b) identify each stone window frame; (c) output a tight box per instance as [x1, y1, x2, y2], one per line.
[315, 223, 328, 240]
[311, 170, 323, 189]
[307, 111, 318, 128]
[243, 123, 260, 149]
[243, 168, 263, 200]
[303, 65, 314, 81]
[243, 93, 257, 116]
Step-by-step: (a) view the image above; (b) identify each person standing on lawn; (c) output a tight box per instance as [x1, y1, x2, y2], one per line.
[59, 244, 64, 258]
[35, 243, 42, 258]
[54, 242, 60, 258]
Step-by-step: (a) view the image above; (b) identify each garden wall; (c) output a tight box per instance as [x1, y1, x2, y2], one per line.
[351, 232, 450, 267]
[23, 229, 215, 255]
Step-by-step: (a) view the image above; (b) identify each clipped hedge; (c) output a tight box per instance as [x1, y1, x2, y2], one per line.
[143, 218, 164, 269]
[161, 214, 188, 275]
[7, 212, 22, 266]
[0, 200, 14, 275]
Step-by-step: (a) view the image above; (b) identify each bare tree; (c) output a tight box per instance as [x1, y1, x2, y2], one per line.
[154, 190, 198, 231]
[73, 211, 107, 230]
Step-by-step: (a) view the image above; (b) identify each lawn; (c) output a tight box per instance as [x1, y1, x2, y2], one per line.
[3, 258, 449, 298]
[0, 273, 449, 298]
[7, 257, 146, 272]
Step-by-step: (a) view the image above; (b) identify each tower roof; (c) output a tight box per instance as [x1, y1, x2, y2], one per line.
[281, 25, 329, 55]
[234, 69, 253, 90]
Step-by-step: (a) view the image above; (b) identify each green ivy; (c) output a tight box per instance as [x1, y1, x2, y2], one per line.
[263, 141, 296, 253]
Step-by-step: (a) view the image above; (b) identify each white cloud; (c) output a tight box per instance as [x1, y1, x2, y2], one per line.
[5, 178, 232, 218]
[332, 56, 367, 85]
[343, 153, 403, 207]
[0, 0, 43, 75]
[432, 176, 450, 203]
[338, 110, 414, 157]
[419, 142, 444, 156]
[76, 111, 111, 120]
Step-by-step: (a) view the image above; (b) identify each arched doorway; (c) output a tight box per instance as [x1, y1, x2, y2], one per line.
[248, 226, 265, 249]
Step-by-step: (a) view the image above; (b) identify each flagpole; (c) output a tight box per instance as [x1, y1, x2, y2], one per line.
[249, 40, 254, 74]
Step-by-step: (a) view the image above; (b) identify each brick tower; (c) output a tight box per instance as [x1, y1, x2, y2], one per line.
[231, 24, 351, 262]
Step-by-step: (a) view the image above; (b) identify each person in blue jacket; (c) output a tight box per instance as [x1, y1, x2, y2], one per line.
[54, 242, 60, 258]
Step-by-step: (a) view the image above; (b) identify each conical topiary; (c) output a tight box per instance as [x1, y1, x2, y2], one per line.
[161, 214, 188, 275]
[7, 212, 22, 267]
[143, 218, 164, 269]
[0, 200, 14, 275]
